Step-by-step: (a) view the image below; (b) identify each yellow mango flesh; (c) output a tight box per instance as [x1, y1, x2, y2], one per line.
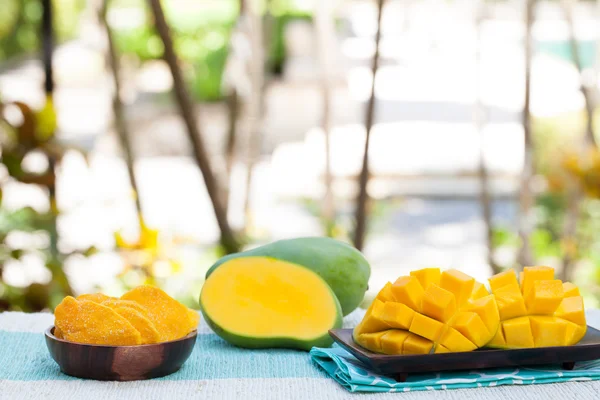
[486, 268, 586, 349]
[502, 316, 534, 348]
[354, 268, 498, 355]
[439, 269, 475, 306]
[354, 299, 388, 336]
[529, 316, 568, 347]
[521, 266, 554, 296]
[488, 269, 519, 293]
[403, 332, 434, 355]
[410, 268, 441, 290]
[201, 258, 340, 343]
[434, 345, 451, 354]
[421, 284, 456, 323]
[464, 295, 500, 336]
[451, 311, 490, 348]
[563, 282, 580, 297]
[381, 301, 415, 330]
[391, 276, 424, 311]
[409, 312, 445, 342]
[438, 327, 477, 352]
[358, 331, 390, 353]
[380, 330, 410, 354]
[376, 282, 396, 303]
[524, 280, 564, 315]
[471, 282, 489, 300]
[494, 283, 528, 321]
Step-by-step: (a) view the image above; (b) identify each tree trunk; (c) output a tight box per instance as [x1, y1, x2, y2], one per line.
[99, 0, 144, 221]
[147, 0, 240, 254]
[474, 1, 501, 275]
[517, 0, 536, 270]
[562, 0, 597, 147]
[315, 0, 336, 237]
[242, 0, 266, 230]
[223, 88, 239, 211]
[353, 0, 384, 251]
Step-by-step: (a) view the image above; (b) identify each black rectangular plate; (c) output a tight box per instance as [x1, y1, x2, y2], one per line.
[329, 327, 600, 381]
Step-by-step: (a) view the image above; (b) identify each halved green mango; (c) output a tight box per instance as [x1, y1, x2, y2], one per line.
[200, 256, 343, 351]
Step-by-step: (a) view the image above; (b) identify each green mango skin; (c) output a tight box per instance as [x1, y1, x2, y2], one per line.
[205, 237, 371, 316]
[200, 257, 343, 351]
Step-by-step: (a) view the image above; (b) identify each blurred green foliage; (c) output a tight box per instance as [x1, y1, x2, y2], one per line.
[0, 99, 96, 312]
[109, 0, 312, 101]
[0, 0, 313, 101]
[0, 0, 84, 61]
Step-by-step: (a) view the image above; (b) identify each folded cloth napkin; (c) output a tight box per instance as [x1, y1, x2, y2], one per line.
[310, 344, 600, 393]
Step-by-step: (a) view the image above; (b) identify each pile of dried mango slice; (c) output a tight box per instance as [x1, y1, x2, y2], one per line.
[354, 266, 586, 355]
[54, 285, 200, 346]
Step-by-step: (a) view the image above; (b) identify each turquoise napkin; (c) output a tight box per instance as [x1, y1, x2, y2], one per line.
[310, 344, 600, 393]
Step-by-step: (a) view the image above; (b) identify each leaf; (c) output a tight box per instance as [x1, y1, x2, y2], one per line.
[11, 101, 37, 148]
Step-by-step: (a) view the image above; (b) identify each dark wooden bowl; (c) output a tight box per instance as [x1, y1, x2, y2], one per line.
[45, 326, 197, 381]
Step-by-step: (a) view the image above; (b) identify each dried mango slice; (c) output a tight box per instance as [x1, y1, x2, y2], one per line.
[102, 298, 150, 315]
[188, 309, 200, 328]
[77, 293, 114, 303]
[121, 285, 197, 341]
[54, 296, 142, 345]
[113, 306, 160, 344]
[54, 327, 64, 339]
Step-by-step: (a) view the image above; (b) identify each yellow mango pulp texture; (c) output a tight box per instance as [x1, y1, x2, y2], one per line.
[487, 267, 586, 349]
[353, 268, 500, 355]
[54, 285, 200, 346]
[354, 267, 586, 355]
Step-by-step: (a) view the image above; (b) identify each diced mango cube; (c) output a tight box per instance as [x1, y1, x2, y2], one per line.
[451, 311, 490, 347]
[529, 316, 568, 347]
[403, 332, 434, 355]
[521, 266, 554, 296]
[434, 345, 451, 354]
[409, 312, 445, 342]
[391, 276, 424, 311]
[380, 330, 411, 355]
[438, 327, 477, 352]
[503, 317, 534, 348]
[421, 284, 456, 323]
[524, 280, 564, 315]
[381, 302, 415, 330]
[519, 271, 524, 286]
[562, 282, 580, 298]
[464, 295, 500, 334]
[440, 269, 475, 306]
[471, 282, 489, 300]
[355, 299, 389, 334]
[555, 296, 586, 326]
[565, 321, 587, 345]
[487, 326, 507, 348]
[410, 268, 441, 290]
[376, 282, 396, 303]
[489, 269, 519, 293]
[494, 285, 528, 320]
[358, 331, 389, 353]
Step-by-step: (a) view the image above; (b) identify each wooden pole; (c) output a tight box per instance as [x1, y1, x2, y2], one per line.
[353, 0, 384, 251]
[148, 0, 240, 254]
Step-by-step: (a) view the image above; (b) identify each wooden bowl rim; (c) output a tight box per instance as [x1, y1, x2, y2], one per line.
[45, 325, 198, 348]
